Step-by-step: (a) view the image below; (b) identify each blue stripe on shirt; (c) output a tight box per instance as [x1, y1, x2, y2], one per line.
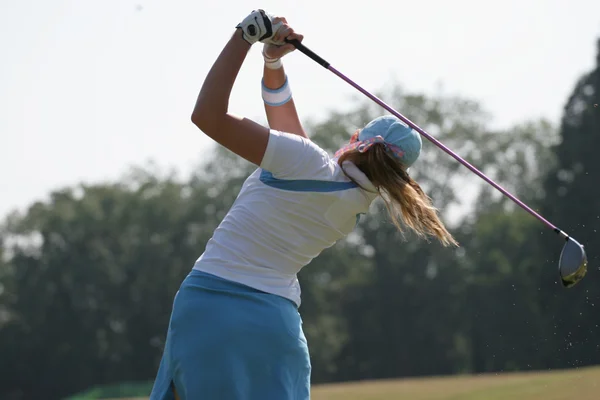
[259, 170, 358, 192]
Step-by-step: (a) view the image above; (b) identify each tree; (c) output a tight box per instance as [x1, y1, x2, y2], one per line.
[536, 37, 600, 370]
[306, 85, 559, 380]
[0, 166, 222, 399]
[299, 87, 490, 380]
[0, 77, 580, 399]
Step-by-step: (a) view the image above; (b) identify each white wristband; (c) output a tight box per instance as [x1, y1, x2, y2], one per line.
[262, 50, 283, 70]
[264, 57, 283, 70]
[262, 76, 292, 107]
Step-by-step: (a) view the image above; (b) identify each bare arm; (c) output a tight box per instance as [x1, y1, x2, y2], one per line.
[261, 19, 308, 138]
[263, 63, 308, 138]
[191, 29, 270, 166]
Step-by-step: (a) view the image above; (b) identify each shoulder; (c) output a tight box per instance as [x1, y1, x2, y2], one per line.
[267, 130, 329, 158]
[261, 130, 332, 179]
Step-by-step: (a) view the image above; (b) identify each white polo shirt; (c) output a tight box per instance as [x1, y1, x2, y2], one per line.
[193, 130, 379, 307]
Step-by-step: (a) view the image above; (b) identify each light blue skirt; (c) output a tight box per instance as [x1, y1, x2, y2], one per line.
[149, 269, 311, 400]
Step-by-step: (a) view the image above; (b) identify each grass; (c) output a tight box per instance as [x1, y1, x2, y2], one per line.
[310, 366, 600, 400]
[112, 366, 600, 400]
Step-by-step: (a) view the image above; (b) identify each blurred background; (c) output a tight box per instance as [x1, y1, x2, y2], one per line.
[1, 1, 599, 399]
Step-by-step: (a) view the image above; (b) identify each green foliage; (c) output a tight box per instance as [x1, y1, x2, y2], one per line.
[0, 166, 239, 399]
[1, 36, 599, 398]
[535, 38, 600, 370]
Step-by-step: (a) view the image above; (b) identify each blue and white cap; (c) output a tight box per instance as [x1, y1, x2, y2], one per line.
[358, 115, 422, 168]
[335, 115, 422, 168]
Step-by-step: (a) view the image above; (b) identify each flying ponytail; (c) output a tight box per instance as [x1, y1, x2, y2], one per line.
[339, 142, 458, 247]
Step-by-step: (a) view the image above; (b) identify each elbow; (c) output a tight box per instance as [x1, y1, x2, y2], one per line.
[190, 97, 224, 135]
[190, 111, 205, 129]
[190, 99, 207, 128]
[191, 105, 214, 133]
[191, 112, 222, 137]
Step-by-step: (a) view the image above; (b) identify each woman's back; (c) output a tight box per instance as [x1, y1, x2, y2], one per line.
[150, 15, 458, 400]
[194, 130, 378, 306]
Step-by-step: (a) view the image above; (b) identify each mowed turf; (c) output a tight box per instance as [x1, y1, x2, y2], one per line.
[310, 366, 600, 400]
[124, 366, 600, 400]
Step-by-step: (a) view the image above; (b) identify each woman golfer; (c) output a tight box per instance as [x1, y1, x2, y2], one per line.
[150, 9, 457, 400]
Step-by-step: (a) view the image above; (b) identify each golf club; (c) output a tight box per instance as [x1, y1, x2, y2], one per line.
[285, 38, 588, 288]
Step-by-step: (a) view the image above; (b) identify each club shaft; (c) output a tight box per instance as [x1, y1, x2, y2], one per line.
[288, 39, 560, 234]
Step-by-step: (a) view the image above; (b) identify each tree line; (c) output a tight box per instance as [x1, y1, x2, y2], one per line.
[0, 39, 598, 400]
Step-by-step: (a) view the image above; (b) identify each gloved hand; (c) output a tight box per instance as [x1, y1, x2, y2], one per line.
[236, 9, 284, 45]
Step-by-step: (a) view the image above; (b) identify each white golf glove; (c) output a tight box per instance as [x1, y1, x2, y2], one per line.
[236, 9, 283, 45]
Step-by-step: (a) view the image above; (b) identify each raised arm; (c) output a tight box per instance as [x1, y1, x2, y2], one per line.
[261, 18, 308, 138]
[191, 10, 282, 166]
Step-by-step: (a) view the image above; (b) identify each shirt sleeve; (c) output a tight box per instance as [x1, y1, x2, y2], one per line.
[260, 130, 329, 179]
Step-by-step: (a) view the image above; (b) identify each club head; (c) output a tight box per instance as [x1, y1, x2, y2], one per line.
[559, 237, 588, 288]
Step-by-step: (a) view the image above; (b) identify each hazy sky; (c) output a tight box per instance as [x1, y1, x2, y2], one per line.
[2, 0, 599, 218]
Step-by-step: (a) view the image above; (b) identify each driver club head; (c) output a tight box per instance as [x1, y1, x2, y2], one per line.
[559, 237, 588, 288]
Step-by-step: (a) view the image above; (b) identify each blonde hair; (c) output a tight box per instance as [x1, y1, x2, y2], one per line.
[338, 140, 458, 247]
